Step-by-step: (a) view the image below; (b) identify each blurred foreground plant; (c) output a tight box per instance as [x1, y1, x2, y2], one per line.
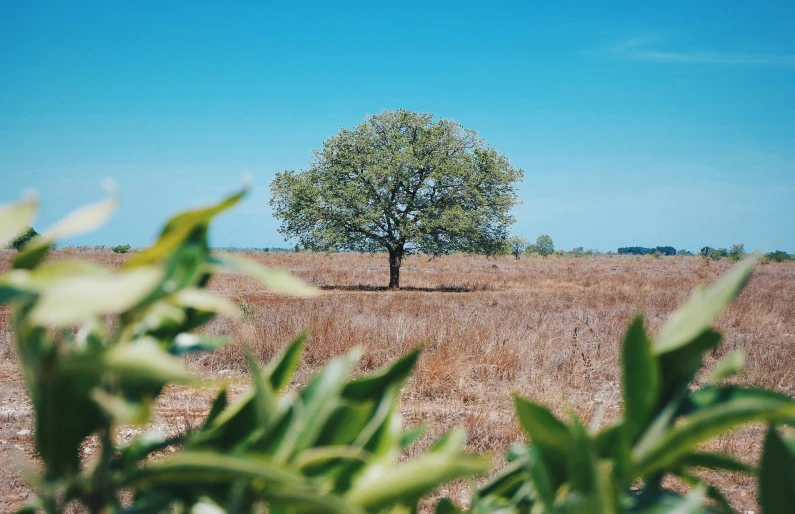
[0, 188, 486, 513]
[2, 188, 794, 514]
[439, 257, 795, 514]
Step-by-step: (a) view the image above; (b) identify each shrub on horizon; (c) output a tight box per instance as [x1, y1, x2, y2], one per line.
[765, 250, 793, 263]
[729, 243, 746, 261]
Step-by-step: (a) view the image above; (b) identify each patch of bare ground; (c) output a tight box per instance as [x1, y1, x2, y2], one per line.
[1, 250, 793, 512]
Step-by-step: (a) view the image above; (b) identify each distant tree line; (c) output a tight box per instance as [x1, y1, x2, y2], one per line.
[617, 246, 677, 256]
[700, 244, 746, 261]
[765, 250, 793, 262]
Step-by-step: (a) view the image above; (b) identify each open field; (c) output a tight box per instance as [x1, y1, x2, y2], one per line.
[1, 251, 793, 511]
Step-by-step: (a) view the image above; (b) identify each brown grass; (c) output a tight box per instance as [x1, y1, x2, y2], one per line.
[1, 250, 793, 511]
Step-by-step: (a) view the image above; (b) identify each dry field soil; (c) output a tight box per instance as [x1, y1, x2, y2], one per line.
[1, 251, 793, 512]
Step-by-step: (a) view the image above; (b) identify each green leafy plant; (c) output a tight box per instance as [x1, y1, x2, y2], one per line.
[0, 188, 487, 514]
[112, 243, 132, 253]
[437, 257, 795, 513]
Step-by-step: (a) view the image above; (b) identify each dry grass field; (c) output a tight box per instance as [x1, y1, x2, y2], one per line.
[1, 250, 793, 512]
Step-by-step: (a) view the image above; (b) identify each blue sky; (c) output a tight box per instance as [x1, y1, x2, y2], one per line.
[2, 1, 794, 252]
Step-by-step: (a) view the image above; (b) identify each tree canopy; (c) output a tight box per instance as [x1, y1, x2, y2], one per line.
[618, 246, 676, 256]
[270, 109, 523, 288]
[536, 234, 554, 256]
[506, 236, 530, 259]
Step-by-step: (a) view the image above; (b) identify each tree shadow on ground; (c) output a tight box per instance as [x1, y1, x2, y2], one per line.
[319, 284, 472, 293]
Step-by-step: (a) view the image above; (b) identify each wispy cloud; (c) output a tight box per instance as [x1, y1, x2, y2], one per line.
[612, 37, 795, 66]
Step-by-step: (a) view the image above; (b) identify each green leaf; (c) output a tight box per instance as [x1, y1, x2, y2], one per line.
[29, 266, 164, 326]
[265, 332, 307, 391]
[0, 193, 37, 246]
[22, 260, 106, 288]
[680, 385, 795, 416]
[125, 188, 245, 267]
[673, 451, 754, 474]
[103, 338, 194, 385]
[707, 349, 745, 385]
[513, 396, 570, 451]
[203, 389, 229, 429]
[13, 505, 39, 514]
[131, 301, 187, 337]
[0, 260, 106, 305]
[564, 418, 618, 514]
[355, 389, 404, 459]
[293, 446, 370, 471]
[15, 193, 117, 269]
[210, 253, 318, 297]
[314, 402, 375, 447]
[123, 451, 303, 488]
[622, 315, 660, 441]
[34, 364, 104, 478]
[170, 334, 231, 356]
[342, 348, 420, 401]
[636, 483, 707, 514]
[265, 488, 359, 514]
[346, 447, 489, 511]
[250, 402, 299, 456]
[246, 351, 279, 431]
[116, 429, 181, 468]
[190, 389, 259, 450]
[513, 395, 570, 484]
[654, 258, 756, 354]
[760, 426, 795, 514]
[289, 349, 361, 455]
[126, 452, 358, 514]
[0, 283, 34, 305]
[435, 498, 462, 514]
[92, 389, 152, 425]
[526, 445, 555, 511]
[400, 424, 426, 451]
[172, 288, 242, 319]
[633, 387, 795, 478]
[44, 193, 118, 242]
[191, 350, 293, 451]
[473, 458, 527, 505]
[567, 417, 598, 493]
[674, 471, 734, 514]
[657, 330, 722, 406]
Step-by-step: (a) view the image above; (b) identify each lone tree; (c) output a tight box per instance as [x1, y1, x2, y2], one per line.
[506, 236, 530, 259]
[536, 234, 554, 256]
[270, 110, 523, 289]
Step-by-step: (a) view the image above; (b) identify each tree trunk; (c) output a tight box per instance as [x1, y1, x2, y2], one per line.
[388, 247, 402, 289]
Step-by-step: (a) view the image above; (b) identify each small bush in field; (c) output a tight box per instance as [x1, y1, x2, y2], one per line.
[729, 242, 746, 261]
[112, 243, 132, 253]
[765, 250, 792, 263]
